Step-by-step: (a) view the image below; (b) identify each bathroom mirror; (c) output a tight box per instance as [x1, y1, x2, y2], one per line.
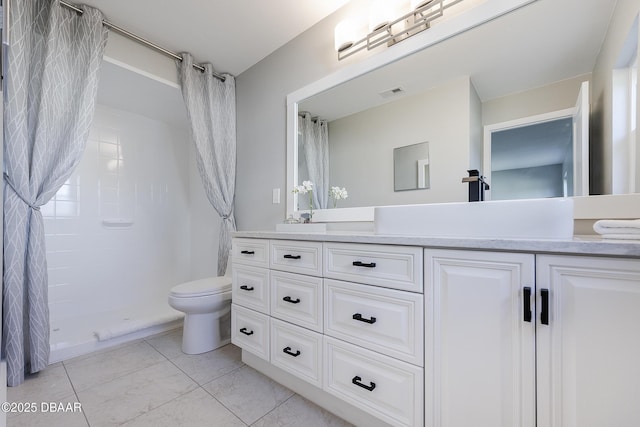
[394, 142, 430, 191]
[287, 0, 628, 220]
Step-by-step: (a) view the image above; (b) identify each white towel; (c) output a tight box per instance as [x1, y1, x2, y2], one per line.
[593, 219, 640, 239]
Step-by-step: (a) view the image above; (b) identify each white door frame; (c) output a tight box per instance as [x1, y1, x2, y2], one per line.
[482, 108, 575, 201]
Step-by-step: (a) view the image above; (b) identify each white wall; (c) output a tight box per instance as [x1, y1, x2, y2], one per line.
[104, 32, 180, 88]
[45, 58, 219, 323]
[236, 0, 372, 230]
[44, 105, 193, 320]
[592, 0, 640, 194]
[329, 77, 474, 207]
[469, 81, 483, 170]
[482, 74, 590, 126]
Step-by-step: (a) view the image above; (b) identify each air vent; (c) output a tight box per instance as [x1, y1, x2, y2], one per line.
[378, 87, 406, 99]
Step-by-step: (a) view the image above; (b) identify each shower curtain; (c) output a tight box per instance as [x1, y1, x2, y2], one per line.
[3, 0, 107, 386]
[177, 53, 237, 277]
[299, 112, 329, 209]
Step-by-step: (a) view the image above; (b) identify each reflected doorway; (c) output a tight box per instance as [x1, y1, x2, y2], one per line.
[490, 117, 573, 200]
[483, 82, 590, 201]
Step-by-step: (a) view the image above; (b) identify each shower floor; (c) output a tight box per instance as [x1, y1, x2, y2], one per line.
[49, 300, 184, 363]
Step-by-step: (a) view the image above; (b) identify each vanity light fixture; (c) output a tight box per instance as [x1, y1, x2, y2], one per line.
[335, 0, 468, 60]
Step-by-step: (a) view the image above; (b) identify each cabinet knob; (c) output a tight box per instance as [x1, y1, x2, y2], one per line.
[352, 376, 376, 391]
[240, 250, 255, 255]
[283, 296, 301, 304]
[352, 313, 377, 324]
[283, 254, 301, 260]
[239, 327, 254, 336]
[240, 285, 254, 291]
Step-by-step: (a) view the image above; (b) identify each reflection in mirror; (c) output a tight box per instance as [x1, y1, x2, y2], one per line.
[288, 0, 630, 221]
[490, 119, 572, 200]
[394, 142, 430, 191]
[297, 112, 329, 210]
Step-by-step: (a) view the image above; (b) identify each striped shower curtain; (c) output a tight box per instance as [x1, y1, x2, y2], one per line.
[177, 53, 237, 277]
[3, 0, 107, 386]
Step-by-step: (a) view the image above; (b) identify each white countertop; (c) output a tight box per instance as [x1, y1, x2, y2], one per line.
[233, 231, 640, 258]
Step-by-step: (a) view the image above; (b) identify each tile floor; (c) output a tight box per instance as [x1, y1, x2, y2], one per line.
[6, 329, 352, 426]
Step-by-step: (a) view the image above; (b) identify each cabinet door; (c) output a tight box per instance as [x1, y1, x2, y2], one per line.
[425, 249, 535, 427]
[536, 255, 640, 427]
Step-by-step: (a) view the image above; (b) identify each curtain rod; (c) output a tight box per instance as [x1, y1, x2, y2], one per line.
[59, 0, 226, 82]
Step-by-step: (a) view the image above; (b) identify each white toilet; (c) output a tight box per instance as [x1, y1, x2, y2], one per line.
[168, 262, 232, 354]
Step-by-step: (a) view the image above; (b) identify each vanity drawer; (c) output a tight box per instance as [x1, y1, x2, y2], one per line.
[324, 279, 423, 366]
[324, 336, 423, 427]
[232, 238, 270, 268]
[270, 318, 322, 387]
[231, 304, 269, 361]
[232, 264, 270, 314]
[271, 271, 323, 333]
[270, 240, 323, 277]
[323, 243, 423, 292]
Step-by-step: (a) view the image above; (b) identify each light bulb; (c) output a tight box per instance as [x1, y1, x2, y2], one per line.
[334, 19, 357, 52]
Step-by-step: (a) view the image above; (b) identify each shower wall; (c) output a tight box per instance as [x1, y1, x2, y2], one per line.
[44, 103, 218, 323]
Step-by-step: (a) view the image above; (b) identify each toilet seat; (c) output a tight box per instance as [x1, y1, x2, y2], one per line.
[170, 277, 232, 298]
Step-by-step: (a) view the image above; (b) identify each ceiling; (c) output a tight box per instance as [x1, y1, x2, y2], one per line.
[80, 0, 350, 75]
[301, 0, 618, 121]
[91, 0, 618, 130]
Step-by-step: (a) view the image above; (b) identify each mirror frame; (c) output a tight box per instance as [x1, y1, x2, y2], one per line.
[286, 0, 536, 222]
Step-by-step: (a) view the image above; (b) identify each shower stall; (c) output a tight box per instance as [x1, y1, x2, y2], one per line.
[45, 58, 219, 363]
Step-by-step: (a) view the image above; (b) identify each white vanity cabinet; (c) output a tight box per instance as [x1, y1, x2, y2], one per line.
[233, 234, 640, 427]
[536, 255, 640, 427]
[322, 243, 424, 427]
[425, 249, 640, 427]
[231, 238, 271, 360]
[232, 238, 425, 427]
[424, 249, 536, 427]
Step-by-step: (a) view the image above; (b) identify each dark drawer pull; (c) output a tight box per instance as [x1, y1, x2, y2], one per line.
[239, 327, 254, 336]
[283, 296, 301, 304]
[541, 288, 550, 325]
[352, 313, 377, 324]
[240, 285, 254, 291]
[283, 346, 301, 357]
[283, 254, 301, 260]
[353, 261, 376, 268]
[240, 250, 255, 255]
[352, 376, 376, 391]
[523, 287, 532, 322]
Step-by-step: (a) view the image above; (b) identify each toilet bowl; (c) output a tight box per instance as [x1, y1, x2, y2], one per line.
[168, 276, 232, 354]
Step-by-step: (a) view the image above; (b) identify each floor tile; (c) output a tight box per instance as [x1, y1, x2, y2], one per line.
[144, 328, 183, 360]
[252, 394, 352, 427]
[204, 365, 294, 425]
[6, 394, 88, 427]
[170, 343, 243, 385]
[77, 360, 197, 426]
[7, 362, 75, 414]
[121, 387, 246, 427]
[62, 338, 147, 364]
[64, 341, 166, 392]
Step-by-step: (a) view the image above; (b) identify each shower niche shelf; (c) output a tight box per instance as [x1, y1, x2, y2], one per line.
[102, 219, 135, 228]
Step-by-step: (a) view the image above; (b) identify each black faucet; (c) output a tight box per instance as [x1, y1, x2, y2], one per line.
[462, 169, 490, 202]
